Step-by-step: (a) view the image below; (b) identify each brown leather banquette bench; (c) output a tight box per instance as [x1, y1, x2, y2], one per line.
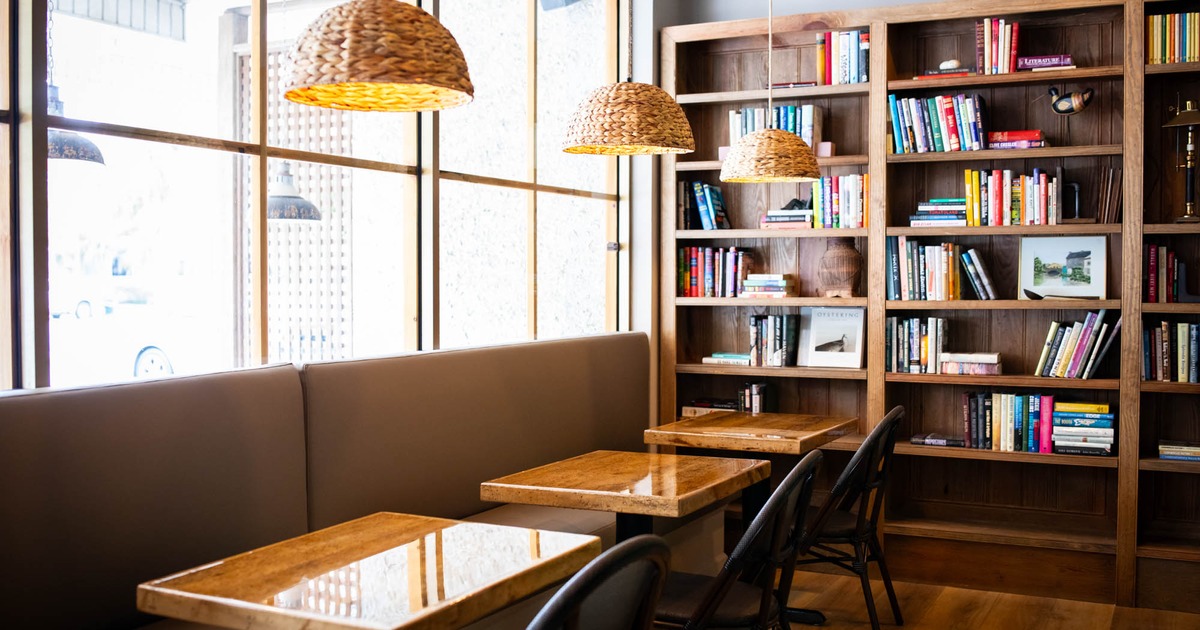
[0, 332, 648, 629]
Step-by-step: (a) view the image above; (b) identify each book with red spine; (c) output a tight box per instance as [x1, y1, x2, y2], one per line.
[1039, 394, 1053, 453]
[689, 247, 699, 297]
[975, 21, 986, 78]
[988, 130, 1044, 142]
[1009, 22, 1020, 73]
[940, 96, 962, 151]
[825, 31, 834, 86]
[1148, 245, 1159, 303]
[1039, 170, 1049, 224]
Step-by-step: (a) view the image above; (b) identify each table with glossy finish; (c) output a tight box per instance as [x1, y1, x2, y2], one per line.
[644, 411, 858, 455]
[137, 512, 600, 630]
[480, 450, 771, 541]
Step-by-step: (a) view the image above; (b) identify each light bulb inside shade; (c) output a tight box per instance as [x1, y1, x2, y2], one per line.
[563, 82, 695, 155]
[720, 129, 820, 183]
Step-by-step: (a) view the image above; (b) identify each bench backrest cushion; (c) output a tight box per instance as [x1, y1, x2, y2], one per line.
[303, 332, 650, 530]
[0, 364, 309, 629]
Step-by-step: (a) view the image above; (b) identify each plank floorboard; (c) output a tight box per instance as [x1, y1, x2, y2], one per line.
[783, 573, 1200, 629]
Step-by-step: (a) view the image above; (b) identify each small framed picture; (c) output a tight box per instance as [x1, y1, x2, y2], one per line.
[797, 307, 865, 369]
[1018, 236, 1107, 300]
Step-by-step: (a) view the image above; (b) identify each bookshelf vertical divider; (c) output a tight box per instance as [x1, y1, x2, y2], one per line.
[659, 0, 1200, 613]
[1115, 0, 1145, 608]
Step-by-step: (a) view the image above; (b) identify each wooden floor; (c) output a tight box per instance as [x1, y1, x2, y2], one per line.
[787, 573, 1200, 629]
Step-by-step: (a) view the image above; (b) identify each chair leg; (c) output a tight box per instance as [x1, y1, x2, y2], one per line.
[855, 541, 881, 630]
[869, 533, 903, 626]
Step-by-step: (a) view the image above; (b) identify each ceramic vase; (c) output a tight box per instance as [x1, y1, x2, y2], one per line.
[818, 238, 862, 298]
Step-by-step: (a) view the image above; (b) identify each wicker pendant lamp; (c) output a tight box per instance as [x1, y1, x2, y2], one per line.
[720, 0, 819, 183]
[284, 0, 473, 112]
[563, 0, 693, 155]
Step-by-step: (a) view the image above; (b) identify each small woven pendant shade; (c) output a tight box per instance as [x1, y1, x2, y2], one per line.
[720, 128, 819, 183]
[563, 81, 695, 155]
[284, 0, 473, 112]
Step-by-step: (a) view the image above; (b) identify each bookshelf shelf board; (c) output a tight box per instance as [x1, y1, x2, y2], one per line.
[1139, 458, 1200, 474]
[1143, 223, 1200, 235]
[886, 299, 1121, 311]
[676, 228, 868, 239]
[675, 83, 869, 105]
[677, 155, 869, 172]
[1141, 303, 1200, 314]
[1140, 381, 1200, 394]
[676, 363, 867, 380]
[886, 144, 1122, 164]
[885, 373, 1120, 390]
[885, 516, 1117, 554]
[676, 297, 869, 307]
[1145, 61, 1200, 76]
[1136, 542, 1200, 563]
[895, 443, 1117, 467]
[887, 224, 1122, 237]
[888, 65, 1123, 91]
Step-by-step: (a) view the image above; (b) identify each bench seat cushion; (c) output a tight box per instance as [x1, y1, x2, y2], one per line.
[302, 333, 650, 530]
[0, 364, 309, 629]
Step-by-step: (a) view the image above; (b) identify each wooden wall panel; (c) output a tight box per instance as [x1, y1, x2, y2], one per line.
[889, 536, 1116, 603]
[1137, 558, 1200, 613]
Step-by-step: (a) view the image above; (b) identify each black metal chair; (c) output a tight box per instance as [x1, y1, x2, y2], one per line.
[653, 449, 824, 630]
[790, 406, 904, 630]
[527, 534, 671, 630]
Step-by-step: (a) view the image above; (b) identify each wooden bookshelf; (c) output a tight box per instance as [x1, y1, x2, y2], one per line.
[676, 228, 867, 239]
[677, 155, 868, 171]
[676, 297, 867, 307]
[885, 516, 1117, 554]
[886, 299, 1122, 310]
[675, 363, 867, 380]
[886, 144, 1123, 164]
[660, 0, 1200, 613]
[887, 224, 1122, 236]
[885, 373, 1120, 390]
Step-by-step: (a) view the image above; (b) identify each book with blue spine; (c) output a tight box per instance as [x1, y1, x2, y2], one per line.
[692, 182, 714, 230]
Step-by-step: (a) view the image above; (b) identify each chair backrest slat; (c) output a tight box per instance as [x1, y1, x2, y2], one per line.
[809, 406, 904, 541]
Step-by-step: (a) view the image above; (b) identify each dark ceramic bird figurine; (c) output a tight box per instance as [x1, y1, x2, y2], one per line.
[1048, 87, 1094, 115]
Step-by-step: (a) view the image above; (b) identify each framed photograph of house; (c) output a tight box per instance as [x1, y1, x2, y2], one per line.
[797, 307, 865, 368]
[1018, 236, 1107, 300]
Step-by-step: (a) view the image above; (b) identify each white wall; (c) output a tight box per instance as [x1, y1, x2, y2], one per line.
[671, 0, 935, 25]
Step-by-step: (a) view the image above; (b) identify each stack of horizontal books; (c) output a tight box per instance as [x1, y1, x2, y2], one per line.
[909, 198, 966, 227]
[940, 351, 1001, 375]
[739, 274, 796, 298]
[1158, 440, 1200, 462]
[1052, 402, 1114, 457]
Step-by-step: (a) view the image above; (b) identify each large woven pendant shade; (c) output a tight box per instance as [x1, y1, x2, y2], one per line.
[720, 0, 818, 183]
[563, 81, 695, 155]
[284, 0, 473, 112]
[720, 128, 819, 183]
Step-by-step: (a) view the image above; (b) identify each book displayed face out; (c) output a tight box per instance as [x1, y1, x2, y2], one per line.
[797, 307, 865, 369]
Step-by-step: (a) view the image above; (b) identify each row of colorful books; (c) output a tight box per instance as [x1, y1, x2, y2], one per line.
[961, 167, 1063, 226]
[1158, 440, 1200, 462]
[816, 30, 870, 85]
[727, 105, 822, 149]
[747, 314, 800, 367]
[807, 175, 868, 229]
[888, 93, 988, 155]
[975, 17, 1020, 75]
[884, 316, 948, 374]
[1143, 321, 1200, 383]
[911, 397, 1113, 457]
[1143, 244, 1194, 303]
[885, 238, 997, 301]
[677, 246, 752, 298]
[1034, 311, 1120, 380]
[1147, 12, 1199, 65]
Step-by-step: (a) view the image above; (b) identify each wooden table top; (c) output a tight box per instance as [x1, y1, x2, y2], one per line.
[137, 512, 600, 630]
[643, 411, 858, 455]
[480, 449, 770, 518]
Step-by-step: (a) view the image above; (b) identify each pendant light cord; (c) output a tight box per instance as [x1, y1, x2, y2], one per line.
[766, 0, 773, 127]
[46, 0, 55, 85]
[625, 0, 633, 82]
